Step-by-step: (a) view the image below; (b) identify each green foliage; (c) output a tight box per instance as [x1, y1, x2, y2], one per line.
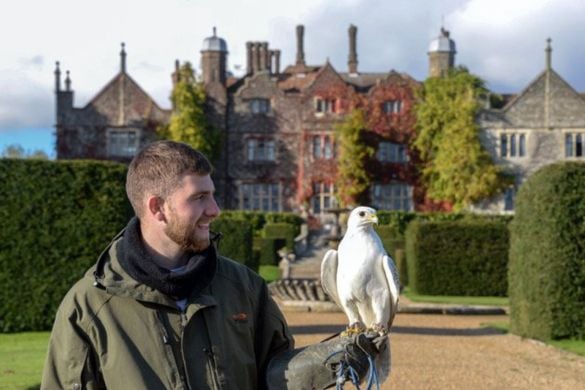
[414, 67, 507, 210]
[259, 238, 286, 266]
[164, 62, 222, 162]
[509, 162, 585, 341]
[0, 159, 132, 332]
[219, 210, 303, 236]
[1, 144, 49, 160]
[211, 217, 256, 271]
[405, 218, 509, 296]
[335, 108, 375, 206]
[263, 223, 297, 252]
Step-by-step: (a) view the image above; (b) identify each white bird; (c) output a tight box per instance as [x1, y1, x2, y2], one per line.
[321, 206, 400, 335]
[321, 206, 400, 382]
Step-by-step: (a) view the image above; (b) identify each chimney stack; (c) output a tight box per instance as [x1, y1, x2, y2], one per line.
[246, 42, 253, 74]
[296, 25, 306, 66]
[348, 24, 358, 74]
[259, 42, 268, 71]
[272, 50, 281, 74]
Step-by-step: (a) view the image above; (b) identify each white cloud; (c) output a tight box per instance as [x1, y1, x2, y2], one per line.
[1, 0, 584, 132]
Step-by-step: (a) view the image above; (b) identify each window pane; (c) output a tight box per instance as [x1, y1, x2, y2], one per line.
[566, 134, 573, 157]
[510, 134, 516, 157]
[576, 134, 583, 157]
[313, 137, 322, 158]
[500, 134, 507, 157]
[519, 134, 526, 157]
[324, 136, 332, 159]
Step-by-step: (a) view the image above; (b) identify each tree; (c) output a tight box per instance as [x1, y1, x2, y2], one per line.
[413, 67, 507, 210]
[1, 144, 49, 160]
[162, 62, 222, 162]
[335, 109, 375, 207]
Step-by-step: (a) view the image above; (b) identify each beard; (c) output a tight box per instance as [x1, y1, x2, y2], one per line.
[164, 208, 210, 252]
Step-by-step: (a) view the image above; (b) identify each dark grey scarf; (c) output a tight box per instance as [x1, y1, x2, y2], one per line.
[117, 217, 217, 300]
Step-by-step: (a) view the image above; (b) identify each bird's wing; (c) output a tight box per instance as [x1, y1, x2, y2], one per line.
[320, 249, 341, 308]
[382, 254, 401, 326]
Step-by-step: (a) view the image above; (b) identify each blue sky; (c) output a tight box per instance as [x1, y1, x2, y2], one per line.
[2, 0, 584, 158]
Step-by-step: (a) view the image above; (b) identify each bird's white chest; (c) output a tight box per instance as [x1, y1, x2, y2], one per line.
[336, 230, 386, 299]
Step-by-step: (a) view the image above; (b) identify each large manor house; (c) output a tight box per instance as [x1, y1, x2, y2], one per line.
[54, 26, 585, 216]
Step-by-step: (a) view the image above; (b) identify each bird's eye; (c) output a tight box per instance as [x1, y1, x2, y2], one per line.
[359, 211, 365, 217]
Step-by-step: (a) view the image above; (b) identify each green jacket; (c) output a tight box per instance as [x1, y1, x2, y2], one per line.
[41, 237, 293, 390]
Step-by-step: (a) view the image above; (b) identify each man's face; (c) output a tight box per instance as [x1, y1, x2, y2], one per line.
[163, 174, 220, 252]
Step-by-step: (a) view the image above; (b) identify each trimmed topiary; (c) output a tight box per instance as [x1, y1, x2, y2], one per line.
[509, 162, 585, 341]
[405, 218, 509, 296]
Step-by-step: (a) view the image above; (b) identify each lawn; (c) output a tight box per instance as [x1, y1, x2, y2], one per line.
[403, 287, 509, 307]
[259, 265, 281, 283]
[0, 332, 47, 390]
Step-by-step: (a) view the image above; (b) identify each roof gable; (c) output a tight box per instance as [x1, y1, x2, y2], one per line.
[83, 73, 170, 126]
[305, 61, 352, 95]
[502, 69, 585, 128]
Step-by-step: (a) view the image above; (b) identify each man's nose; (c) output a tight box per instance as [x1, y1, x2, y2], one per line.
[207, 196, 221, 218]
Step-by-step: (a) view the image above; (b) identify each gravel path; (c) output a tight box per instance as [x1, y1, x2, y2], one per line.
[283, 310, 585, 390]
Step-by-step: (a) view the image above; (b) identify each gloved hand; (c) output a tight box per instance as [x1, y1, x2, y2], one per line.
[266, 332, 388, 390]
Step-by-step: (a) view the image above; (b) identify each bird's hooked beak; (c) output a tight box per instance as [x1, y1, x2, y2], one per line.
[368, 214, 379, 225]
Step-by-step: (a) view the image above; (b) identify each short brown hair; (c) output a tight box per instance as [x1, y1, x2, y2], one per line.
[126, 141, 213, 217]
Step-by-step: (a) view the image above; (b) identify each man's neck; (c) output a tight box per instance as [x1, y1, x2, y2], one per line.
[140, 222, 187, 269]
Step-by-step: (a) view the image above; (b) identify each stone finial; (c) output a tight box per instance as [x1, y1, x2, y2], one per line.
[65, 70, 71, 91]
[120, 42, 127, 73]
[545, 38, 552, 70]
[54, 61, 61, 92]
[348, 24, 358, 74]
[296, 25, 306, 66]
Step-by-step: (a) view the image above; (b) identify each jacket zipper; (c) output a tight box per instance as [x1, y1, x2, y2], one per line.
[202, 347, 221, 390]
[156, 310, 190, 389]
[178, 311, 194, 390]
[179, 310, 221, 389]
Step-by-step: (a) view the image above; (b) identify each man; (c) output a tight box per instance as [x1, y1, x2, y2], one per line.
[42, 141, 293, 389]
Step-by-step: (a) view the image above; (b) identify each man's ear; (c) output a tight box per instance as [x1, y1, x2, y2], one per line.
[146, 196, 167, 223]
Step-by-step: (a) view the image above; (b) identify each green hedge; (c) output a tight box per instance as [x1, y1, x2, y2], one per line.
[219, 210, 303, 236]
[263, 223, 297, 252]
[211, 217, 256, 271]
[0, 159, 132, 332]
[405, 218, 509, 296]
[509, 162, 585, 340]
[260, 238, 286, 266]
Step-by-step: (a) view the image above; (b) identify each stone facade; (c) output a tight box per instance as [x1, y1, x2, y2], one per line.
[55, 45, 171, 162]
[56, 30, 585, 215]
[197, 25, 425, 215]
[475, 40, 585, 213]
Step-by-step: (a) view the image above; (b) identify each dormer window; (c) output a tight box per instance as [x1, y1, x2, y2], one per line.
[383, 100, 402, 114]
[107, 128, 138, 158]
[250, 98, 270, 114]
[315, 98, 337, 114]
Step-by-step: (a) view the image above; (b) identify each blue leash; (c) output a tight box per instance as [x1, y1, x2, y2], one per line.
[324, 349, 380, 390]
